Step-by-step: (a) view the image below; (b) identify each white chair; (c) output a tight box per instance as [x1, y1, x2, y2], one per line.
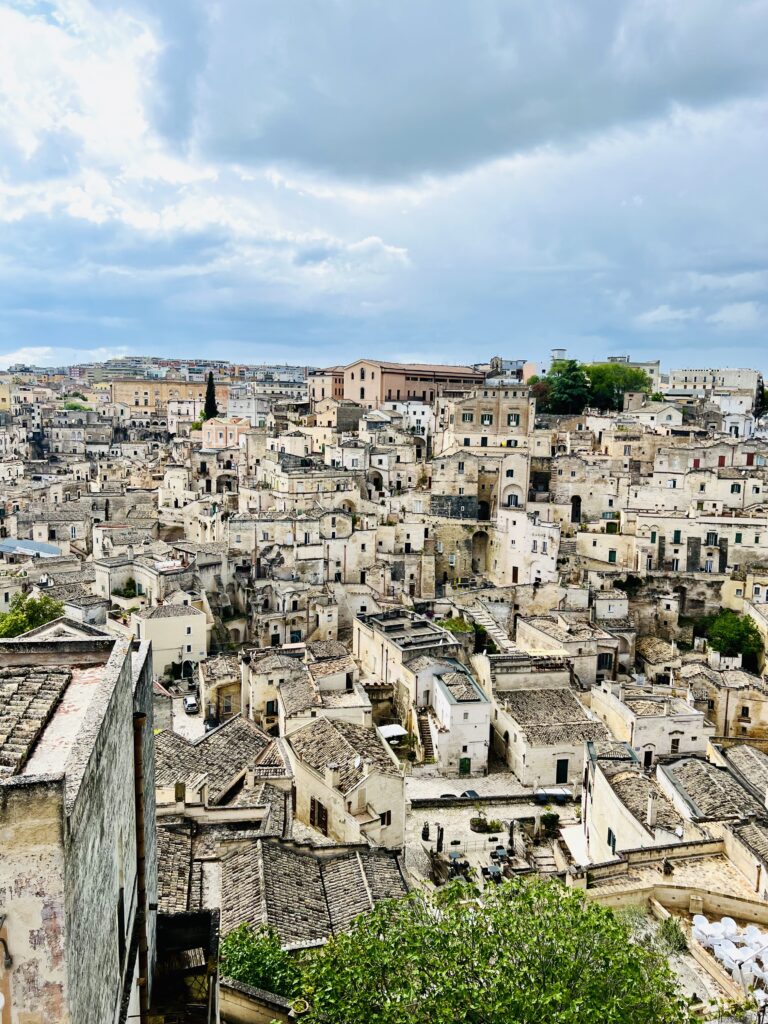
[721, 917, 738, 939]
[693, 914, 709, 931]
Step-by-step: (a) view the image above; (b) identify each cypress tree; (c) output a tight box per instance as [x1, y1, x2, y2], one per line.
[204, 370, 218, 420]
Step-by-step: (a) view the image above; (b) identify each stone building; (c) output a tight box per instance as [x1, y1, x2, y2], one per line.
[0, 631, 157, 1024]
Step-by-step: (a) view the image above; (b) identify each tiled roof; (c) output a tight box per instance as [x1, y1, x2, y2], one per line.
[0, 666, 71, 778]
[279, 672, 321, 717]
[155, 716, 277, 803]
[497, 686, 607, 747]
[157, 822, 194, 914]
[720, 744, 768, 801]
[636, 636, 677, 663]
[733, 820, 768, 864]
[220, 839, 408, 946]
[609, 769, 682, 833]
[306, 640, 349, 661]
[662, 758, 763, 820]
[139, 603, 205, 619]
[288, 718, 400, 794]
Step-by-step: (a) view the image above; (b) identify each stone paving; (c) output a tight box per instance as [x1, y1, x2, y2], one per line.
[404, 797, 580, 885]
[406, 766, 530, 801]
[171, 694, 206, 741]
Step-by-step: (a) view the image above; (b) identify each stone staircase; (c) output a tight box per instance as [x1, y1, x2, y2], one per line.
[468, 601, 516, 653]
[417, 711, 435, 762]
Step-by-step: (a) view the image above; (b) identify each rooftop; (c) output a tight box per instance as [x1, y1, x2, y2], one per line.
[288, 717, 401, 794]
[220, 839, 409, 947]
[660, 757, 763, 820]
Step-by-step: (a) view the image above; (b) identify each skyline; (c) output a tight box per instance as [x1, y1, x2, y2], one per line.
[1, 0, 768, 368]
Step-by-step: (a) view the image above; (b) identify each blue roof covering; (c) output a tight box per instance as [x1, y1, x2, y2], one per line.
[0, 538, 62, 556]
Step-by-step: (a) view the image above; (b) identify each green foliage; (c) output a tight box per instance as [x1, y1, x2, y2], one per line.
[435, 616, 473, 633]
[547, 360, 592, 415]
[650, 391, 665, 402]
[695, 609, 764, 670]
[528, 375, 552, 413]
[63, 401, 90, 411]
[220, 924, 300, 998]
[0, 593, 65, 637]
[541, 811, 560, 837]
[297, 879, 691, 1024]
[658, 916, 687, 954]
[204, 371, 218, 420]
[189, 419, 203, 431]
[584, 363, 651, 411]
[111, 577, 137, 599]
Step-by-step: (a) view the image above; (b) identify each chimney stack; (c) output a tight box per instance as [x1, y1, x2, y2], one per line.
[647, 792, 657, 829]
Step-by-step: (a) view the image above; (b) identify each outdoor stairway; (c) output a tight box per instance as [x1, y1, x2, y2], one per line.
[468, 601, 517, 654]
[417, 711, 435, 761]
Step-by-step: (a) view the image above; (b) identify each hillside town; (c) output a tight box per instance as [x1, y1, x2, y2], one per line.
[3, 350, 768, 1022]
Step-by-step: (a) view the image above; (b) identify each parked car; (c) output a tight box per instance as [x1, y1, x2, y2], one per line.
[461, 790, 480, 799]
[183, 695, 199, 715]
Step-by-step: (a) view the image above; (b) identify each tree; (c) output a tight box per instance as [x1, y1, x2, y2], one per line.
[697, 610, 764, 671]
[547, 360, 592, 415]
[204, 371, 218, 420]
[527, 375, 552, 413]
[220, 924, 300, 999]
[0, 593, 65, 638]
[650, 391, 665, 402]
[584, 363, 651, 411]
[297, 879, 690, 1024]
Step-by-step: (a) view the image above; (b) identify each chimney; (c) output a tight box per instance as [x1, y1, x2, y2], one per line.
[647, 792, 657, 829]
[325, 763, 341, 789]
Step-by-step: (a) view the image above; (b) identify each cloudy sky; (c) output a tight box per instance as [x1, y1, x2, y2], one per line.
[1, 0, 767, 370]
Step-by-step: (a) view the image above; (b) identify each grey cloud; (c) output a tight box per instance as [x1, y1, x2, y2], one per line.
[167, 0, 768, 179]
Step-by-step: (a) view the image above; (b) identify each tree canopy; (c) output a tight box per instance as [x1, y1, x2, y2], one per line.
[584, 363, 651, 411]
[204, 371, 218, 420]
[220, 879, 690, 1024]
[696, 609, 764, 671]
[546, 360, 592, 415]
[0, 593, 65, 638]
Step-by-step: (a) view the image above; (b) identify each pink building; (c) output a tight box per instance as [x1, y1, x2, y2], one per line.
[201, 416, 250, 449]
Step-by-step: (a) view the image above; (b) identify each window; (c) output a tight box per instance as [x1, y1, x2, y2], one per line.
[360, 387, 365, 400]
[731, 483, 741, 494]
[736, 532, 743, 543]
[597, 652, 613, 670]
[448, 554, 456, 567]
[461, 412, 474, 422]
[673, 530, 681, 544]
[379, 810, 392, 827]
[507, 413, 520, 426]
[742, 705, 750, 719]
[223, 695, 232, 714]
[706, 532, 718, 546]
[310, 798, 329, 835]
[480, 413, 493, 425]
[464, 437, 470, 446]
[666, 479, 677, 489]
[458, 461, 465, 474]
[707, 699, 715, 710]
[670, 738, 680, 754]
[607, 827, 617, 854]
[186, 626, 192, 635]
[186, 644, 192, 653]
[608, 549, 617, 564]
[650, 530, 657, 543]
[463, 712, 469, 721]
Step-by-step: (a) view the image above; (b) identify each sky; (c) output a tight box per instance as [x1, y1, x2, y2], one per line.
[0, 0, 767, 371]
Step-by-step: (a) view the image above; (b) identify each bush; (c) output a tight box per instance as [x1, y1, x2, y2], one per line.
[220, 924, 300, 998]
[658, 916, 687, 954]
[436, 617, 473, 634]
[541, 812, 560, 837]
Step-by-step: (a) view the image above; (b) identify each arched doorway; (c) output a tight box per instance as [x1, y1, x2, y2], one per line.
[571, 495, 582, 523]
[471, 530, 489, 574]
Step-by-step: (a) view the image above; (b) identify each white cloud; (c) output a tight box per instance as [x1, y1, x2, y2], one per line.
[706, 301, 763, 329]
[0, 344, 129, 368]
[635, 304, 700, 327]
